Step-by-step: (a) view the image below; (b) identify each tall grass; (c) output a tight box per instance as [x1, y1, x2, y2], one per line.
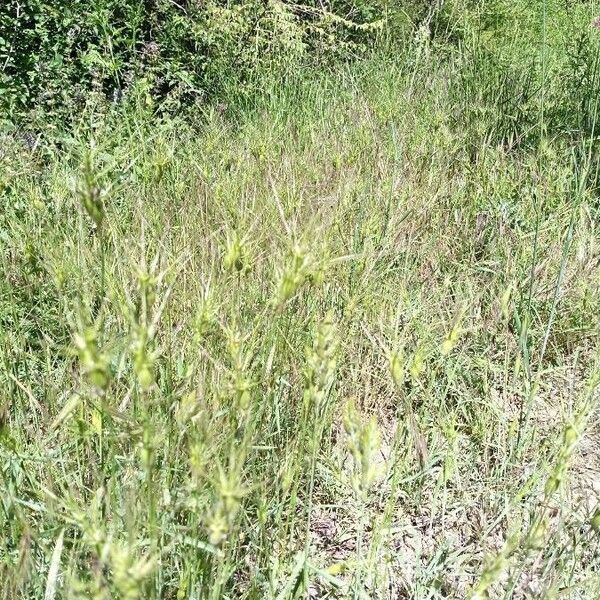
[1, 2, 600, 598]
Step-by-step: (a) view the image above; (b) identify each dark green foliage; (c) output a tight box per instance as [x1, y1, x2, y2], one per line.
[0, 0, 417, 124]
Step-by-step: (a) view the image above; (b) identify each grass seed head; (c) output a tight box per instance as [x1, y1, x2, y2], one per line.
[131, 326, 155, 390]
[194, 290, 218, 342]
[273, 244, 311, 308]
[389, 348, 405, 389]
[223, 230, 250, 273]
[111, 545, 156, 600]
[342, 398, 383, 498]
[441, 323, 462, 356]
[206, 467, 245, 546]
[470, 536, 518, 600]
[303, 314, 338, 414]
[409, 346, 426, 382]
[544, 421, 581, 499]
[77, 147, 106, 228]
[73, 326, 110, 392]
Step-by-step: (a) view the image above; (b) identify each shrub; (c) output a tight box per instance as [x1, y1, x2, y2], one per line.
[0, 0, 417, 124]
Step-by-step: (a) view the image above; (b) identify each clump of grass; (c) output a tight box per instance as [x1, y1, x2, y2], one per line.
[2, 4, 600, 598]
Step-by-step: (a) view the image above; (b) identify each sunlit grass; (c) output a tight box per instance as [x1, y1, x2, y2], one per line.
[1, 4, 600, 598]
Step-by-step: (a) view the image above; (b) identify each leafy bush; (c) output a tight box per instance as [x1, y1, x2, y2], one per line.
[0, 0, 416, 124]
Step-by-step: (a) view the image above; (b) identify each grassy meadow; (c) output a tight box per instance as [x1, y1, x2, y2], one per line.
[2, 1, 600, 598]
